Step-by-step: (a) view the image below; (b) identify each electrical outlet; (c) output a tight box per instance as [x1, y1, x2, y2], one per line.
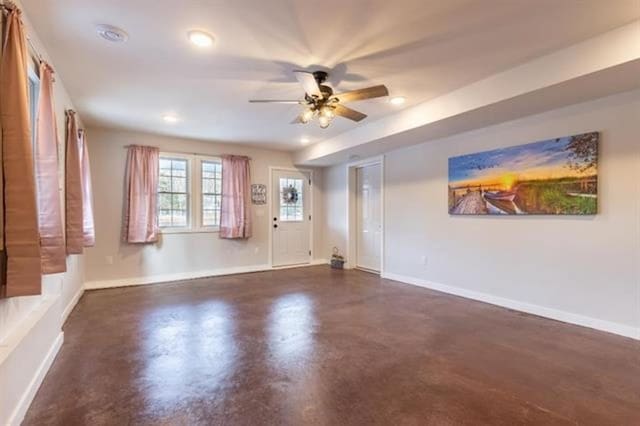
[105, 256, 114, 265]
[421, 255, 428, 266]
[254, 247, 260, 254]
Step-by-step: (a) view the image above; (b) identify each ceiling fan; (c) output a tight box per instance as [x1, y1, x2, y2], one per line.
[249, 70, 389, 129]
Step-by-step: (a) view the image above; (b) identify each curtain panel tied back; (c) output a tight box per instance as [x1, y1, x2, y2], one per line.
[0, 5, 42, 297]
[35, 61, 66, 274]
[122, 145, 159, 243]
[65, 111, 95, 254]
[219, 155, 251, 239]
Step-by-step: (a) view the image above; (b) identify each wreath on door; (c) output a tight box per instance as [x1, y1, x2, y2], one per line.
[282, 185, 299, 205]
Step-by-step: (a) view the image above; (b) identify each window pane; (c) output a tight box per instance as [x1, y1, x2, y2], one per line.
[203, 210, 216, 227]
[159, 176, 171, 192]
[203, 194, 215, 209]
[159, 210, 172, 227]
[172, 160, 187, 177]
[172, 176, 187, 193]
[203, 178, 216, 194]
[279, 177, 303, 221]
[160, 159, 172, 176]
[172, 194, 187, 210]
[158, 193, 172, 210]
[172, 210, 187, 227]
[202, 162, 216, 175]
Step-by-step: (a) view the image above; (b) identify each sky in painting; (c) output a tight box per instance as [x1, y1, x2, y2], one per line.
[448, 136, 587, 187]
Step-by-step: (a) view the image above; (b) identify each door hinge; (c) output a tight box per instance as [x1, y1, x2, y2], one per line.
[309, 250, 312, 256]
[309, 214, 312, 221]
[309, 178, 312, 185]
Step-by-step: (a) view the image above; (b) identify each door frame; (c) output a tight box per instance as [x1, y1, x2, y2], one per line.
[268, 167, 314, 268]
[346, 156, 385, 274]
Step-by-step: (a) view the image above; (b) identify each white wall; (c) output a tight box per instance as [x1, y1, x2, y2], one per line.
[0, 1, 86, 424]
[323, 90, 640, 338]
[85, 128, 325, 286]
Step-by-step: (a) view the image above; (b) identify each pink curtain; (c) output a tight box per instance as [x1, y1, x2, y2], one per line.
[79, 130, 95, 246]
[219, 155, 252, 239]
[35, 61, 66, 274]
[122, 145, 159, 243]
[65, 111, 83, 254]
[0, 5, 42, 297]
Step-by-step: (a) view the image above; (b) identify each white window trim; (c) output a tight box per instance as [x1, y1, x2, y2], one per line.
[28, 66, 40, 148]
[158, 152, 222, 234]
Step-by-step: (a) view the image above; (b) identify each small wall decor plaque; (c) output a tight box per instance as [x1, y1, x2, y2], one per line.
[251, 184, 267, 205]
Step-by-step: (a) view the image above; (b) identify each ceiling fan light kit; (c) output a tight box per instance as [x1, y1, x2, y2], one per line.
[318, 115, 331, 128]
[250, 70, 390, 129]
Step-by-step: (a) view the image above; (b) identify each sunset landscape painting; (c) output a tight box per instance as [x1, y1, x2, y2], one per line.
[448, 132, 599, 215]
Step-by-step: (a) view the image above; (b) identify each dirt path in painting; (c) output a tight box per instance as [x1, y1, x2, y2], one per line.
[452, 191, 487, 214]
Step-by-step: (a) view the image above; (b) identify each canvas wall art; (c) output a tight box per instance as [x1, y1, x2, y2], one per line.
[448, 132, 598, 215]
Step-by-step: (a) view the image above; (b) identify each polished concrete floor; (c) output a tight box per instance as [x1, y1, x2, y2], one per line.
[24, 266, 639, 425]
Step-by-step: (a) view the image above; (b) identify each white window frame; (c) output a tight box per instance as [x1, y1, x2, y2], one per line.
[158, 152, 222, 234]
[28, 65, 40, 149]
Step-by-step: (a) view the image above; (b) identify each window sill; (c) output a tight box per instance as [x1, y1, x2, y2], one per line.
[159, 228, 219, 235]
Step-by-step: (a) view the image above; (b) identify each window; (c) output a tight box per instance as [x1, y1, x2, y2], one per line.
[279, 177, 304, 221]
[28, 67, 40, 149]
[201, 160, 222, 227]
[159, 157, 189, 228]
[158, 153, 222, 233]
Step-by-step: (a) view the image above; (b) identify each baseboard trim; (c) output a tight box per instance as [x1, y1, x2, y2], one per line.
[61, 285, 85, 324]
[381, 272, 640, 341]
[7, 331, 63, 426]
[85, 259, 329, 290]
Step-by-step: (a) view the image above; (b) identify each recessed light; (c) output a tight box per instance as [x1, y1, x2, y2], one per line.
[300, 137, 310, 145]
[390, 96, 406, 105]
[162, 114, 179, 124]
[188, 30, 215, 48]
[96, 24, 128, 43]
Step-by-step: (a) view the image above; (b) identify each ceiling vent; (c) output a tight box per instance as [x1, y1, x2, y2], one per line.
[96, 24, 129, 43]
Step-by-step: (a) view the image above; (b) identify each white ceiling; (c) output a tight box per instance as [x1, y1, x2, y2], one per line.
[22, 0, 640, 150]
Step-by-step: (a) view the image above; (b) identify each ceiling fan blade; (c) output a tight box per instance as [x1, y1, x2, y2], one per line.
[249, 99, 301, 104]
[293, 70, 322, 98]
[334, 104, 367, 122]
[332, 85, 389, 103]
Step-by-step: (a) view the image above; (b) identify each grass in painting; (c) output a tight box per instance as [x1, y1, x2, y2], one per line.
[515, 180, 597, 215]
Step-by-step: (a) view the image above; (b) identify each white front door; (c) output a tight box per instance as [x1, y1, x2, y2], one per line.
[272, 169, 311, 267]
[356, 164, 382, 272]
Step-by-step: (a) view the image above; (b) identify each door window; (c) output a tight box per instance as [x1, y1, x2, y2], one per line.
[279, 178, 303, 222]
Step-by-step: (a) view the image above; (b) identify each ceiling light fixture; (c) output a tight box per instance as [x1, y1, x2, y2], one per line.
[300, 108, 315, 124]
[162, 114, 179, 124]
[390, 96, 406, 105]
[188, 30, 215, 48]
[96, 24, 129, 43]
[300, 137, 310, 145]
[320, 106, 335, 119]
[318, 115, 332, 129]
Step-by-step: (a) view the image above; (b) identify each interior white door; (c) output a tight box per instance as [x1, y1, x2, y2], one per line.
[356, 164, 382, 272]
[272, 170, 311, 267]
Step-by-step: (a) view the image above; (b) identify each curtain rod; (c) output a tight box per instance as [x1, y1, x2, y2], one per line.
[26, 36, 44, 62]
[122, 145, 252, 160]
